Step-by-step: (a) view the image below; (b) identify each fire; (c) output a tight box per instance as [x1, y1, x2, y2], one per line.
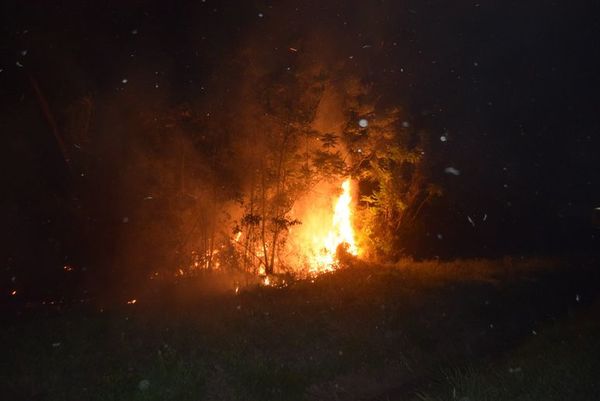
[182, 178, 359, 285]
[305, 178, 359, 273]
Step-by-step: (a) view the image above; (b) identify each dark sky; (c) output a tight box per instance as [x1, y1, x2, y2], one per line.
[1, 0, 599, 267]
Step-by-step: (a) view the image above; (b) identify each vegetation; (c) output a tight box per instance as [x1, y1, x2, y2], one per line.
[3, 257, 598, 400]
[415, 308, 600, 401]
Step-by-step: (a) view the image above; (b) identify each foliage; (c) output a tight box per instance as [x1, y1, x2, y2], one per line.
[338, 89, 440, 260]
[234, 65, 328, 274]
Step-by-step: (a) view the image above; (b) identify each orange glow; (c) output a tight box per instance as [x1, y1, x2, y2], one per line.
[288, 178, 360, 275]
[127, 299, 137, 304]
[310, 179, 359, 272]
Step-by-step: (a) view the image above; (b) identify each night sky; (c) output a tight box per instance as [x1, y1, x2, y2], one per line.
[1, 1, 599, 292]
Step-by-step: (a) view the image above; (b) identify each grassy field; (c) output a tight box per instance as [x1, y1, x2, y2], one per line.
[2, 257, 599, 401]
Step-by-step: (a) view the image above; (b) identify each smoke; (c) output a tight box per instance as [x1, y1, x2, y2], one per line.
[2, 0, 422, 296]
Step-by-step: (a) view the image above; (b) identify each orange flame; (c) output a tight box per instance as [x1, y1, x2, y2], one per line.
[306, 178, 359, 273]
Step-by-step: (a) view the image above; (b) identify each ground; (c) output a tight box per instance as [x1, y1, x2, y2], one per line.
[2, 257, 599, 401]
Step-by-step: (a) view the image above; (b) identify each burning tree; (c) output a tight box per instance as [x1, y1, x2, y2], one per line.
[207, 55, 440, 275]
[234, 65, 328, 276]
[339, 85, 441, 260]
[117, 45, 440, 279]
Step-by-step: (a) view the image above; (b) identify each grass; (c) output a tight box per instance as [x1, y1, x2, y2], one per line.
[1, 256, 598, 400]
[413, 303, 600, 401]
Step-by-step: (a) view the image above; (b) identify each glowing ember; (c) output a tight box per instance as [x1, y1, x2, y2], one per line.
[127, 299, 137, 304]
[10, 290, 17, 296]
[307, 178, 359, 273]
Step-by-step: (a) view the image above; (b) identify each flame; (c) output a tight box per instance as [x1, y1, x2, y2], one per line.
[307, 178, 359, 273]
[184, 178, 359, 286]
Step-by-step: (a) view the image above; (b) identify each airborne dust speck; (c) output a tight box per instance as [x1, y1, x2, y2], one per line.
[444, 167, 460, 176]
[138, 379, 150, 391]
